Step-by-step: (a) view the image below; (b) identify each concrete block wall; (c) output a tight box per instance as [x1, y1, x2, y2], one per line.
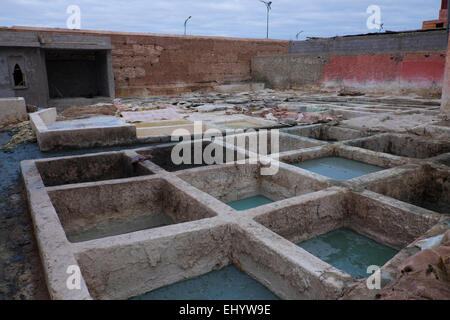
[1, 27, 290, 96]
[253, 30, 448, 93]
[290, 30, 448, 55]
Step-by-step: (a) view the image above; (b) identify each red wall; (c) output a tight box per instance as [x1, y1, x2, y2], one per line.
[441, 33, 450, 115]
[320, 53, 446, 88]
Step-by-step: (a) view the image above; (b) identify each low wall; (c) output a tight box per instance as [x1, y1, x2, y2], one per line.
[0, 97, 27, 126]
[2, 27, 290, 96]
[252, 30, 448, 93]
[30, 108, 137, 152]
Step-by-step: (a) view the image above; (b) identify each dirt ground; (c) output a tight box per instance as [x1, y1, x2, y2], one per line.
[0, 178, 48, 300]
[0, 133, 48, 300]
[58, 104, 118, 120]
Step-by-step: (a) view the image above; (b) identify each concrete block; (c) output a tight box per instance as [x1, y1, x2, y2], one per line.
[0, 97, 27, 126]
[30, 108, 138, 152]
[252, 54, 327, 89]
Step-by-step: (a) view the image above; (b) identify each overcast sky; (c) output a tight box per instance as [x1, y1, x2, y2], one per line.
[0, 0, 443, 40]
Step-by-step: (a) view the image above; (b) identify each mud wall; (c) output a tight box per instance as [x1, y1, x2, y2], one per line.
[110, 33, 289, 96]
[253, 30, 448, 92]
[1, 26, 290, 96]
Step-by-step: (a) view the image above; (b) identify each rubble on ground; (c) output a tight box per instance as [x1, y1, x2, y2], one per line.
[1, 121, 36, 152]
[338, 88, 365, 97]
[26, 105, 38, 113]
[376, 231, 450, 300]
[58, 103, 118, 120]
[121, 107, 184, 123]
[113, 89, 349, 126]
[47, 88, 442, 130]
[342, 112, 443, 133]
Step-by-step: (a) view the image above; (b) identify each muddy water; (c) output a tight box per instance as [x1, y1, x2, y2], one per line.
[227, 195, 274, 211]
[130, 265, 279, 300]
[298, 228, 398, 279]
[293, 157, 384, 181]
[66, 212, 174, 243]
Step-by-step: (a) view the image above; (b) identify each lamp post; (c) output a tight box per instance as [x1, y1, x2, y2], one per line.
[184, 16, 192, 35]
[296, 30, 303, 40]
[259, 0, 272, 39]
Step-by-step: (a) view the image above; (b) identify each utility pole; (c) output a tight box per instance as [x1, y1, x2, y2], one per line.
[259, 0, 272, 39]
[184, 16, 192, 35]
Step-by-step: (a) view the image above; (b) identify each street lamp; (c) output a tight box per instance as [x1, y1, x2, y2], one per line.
[259, 0, 272, 39]
[296, 30, 303, 40]
[184, 16, 192, 35]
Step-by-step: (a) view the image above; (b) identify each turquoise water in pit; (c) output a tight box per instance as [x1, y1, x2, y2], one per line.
[227, 195, 274, 211]
[47, 116, 123, 130]
[130, 265, 280, 300]
[297, 228, 398, 279]
[293, 157, 384, 181]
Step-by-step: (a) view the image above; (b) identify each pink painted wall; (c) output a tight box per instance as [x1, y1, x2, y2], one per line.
[441, 34, 450, 116]
[320, 53, 446, 88]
